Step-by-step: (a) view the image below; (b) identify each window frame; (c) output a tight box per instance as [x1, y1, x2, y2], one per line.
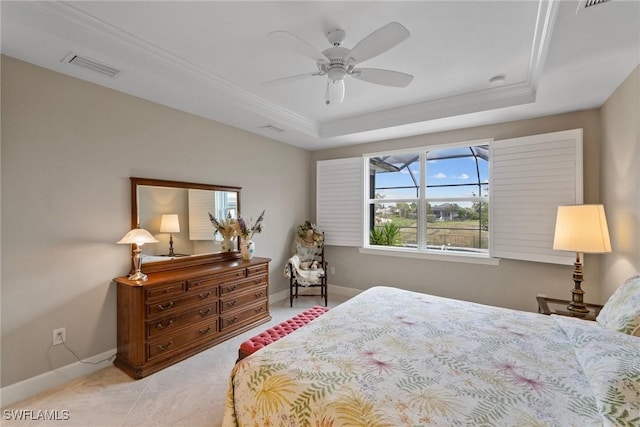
[363, 139, 493, 258]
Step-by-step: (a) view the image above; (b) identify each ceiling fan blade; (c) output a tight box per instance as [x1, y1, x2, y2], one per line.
[268, 30, 328, 63]
[352, 68, 414, 87]
[261, 72, 321, 87]
[348, 22, 410, 65]
[325, 79, 345, 105]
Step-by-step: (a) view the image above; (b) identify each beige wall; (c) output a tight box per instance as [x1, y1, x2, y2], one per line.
[0, 56, 311, 387]
[600, 65, 640, 296]
[312, 110, 604, 313]
[2, 53, 636, 392]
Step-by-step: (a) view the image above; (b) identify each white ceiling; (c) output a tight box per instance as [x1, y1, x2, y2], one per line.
[2, 1, 639, 150]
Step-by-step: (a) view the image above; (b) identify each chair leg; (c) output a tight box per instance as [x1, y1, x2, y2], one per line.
[289, 266, 294, 307]
[324, 284, 328, 306]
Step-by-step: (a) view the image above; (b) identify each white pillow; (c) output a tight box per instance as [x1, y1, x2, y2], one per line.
[597, 273, 640, 336]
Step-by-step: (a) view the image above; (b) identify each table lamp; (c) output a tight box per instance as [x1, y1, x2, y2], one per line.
[160, 214, 180, 256]
[117, 227, 159, 281]
[553, 204, 611, 314]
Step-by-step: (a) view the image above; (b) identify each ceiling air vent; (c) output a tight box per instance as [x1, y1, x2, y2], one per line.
[259, 125, 285, 134]
[61, 53, 120, 78]
[577, 0, 611, 12]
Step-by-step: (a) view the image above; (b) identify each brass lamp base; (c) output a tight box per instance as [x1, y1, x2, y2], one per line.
[128, 271, 149, 281]
[129, 245, 148, 282]
[567, 253, 589, 316]
[167, 234, 176, 257]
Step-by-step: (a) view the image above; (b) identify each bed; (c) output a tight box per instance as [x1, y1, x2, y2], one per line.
[223, 283, 640, 426]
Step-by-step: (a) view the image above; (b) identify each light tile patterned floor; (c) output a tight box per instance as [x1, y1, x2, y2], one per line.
[2, 295, 348, 427]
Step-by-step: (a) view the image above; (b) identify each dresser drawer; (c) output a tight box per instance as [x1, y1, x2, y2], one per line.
[220, 285, 268, 313]
[145, 280, 186, 301]
[147, 318, 219, 360]
[247, 263, 268, 277]
[220, 300, 269, 331]
[146, 303, 219, 339]
[219, 274, 268, 295]
[187, 276, 223, 292]
[146, 285, 218, 318]
[207, 268, 246, 286]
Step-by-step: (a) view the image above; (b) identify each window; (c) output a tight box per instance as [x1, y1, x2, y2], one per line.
[365, 142, 490, 255]
[317, 129, 582, 265]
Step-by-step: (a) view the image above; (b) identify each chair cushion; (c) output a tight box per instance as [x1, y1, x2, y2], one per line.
[238, 306, 330, 359]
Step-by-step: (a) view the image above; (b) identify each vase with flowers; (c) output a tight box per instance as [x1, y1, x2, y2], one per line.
[208, 212, 237, 252]
[234, 210, 265, 261]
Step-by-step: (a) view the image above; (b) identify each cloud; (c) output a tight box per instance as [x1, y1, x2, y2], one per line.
[456, 173, 470, 180]
[433, 172, 447, 179]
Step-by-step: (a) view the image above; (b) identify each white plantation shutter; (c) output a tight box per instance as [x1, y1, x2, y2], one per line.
[188, 189, 215, 240]
[491, 129, 583, 264]
[317, 158, 363, 246]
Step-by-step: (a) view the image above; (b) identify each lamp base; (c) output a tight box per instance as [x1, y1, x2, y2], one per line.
[129, 245, 148, 281]
[567, 252, 589, 316]
[566, 301, 589, 314]
[128, 271, 148, 281]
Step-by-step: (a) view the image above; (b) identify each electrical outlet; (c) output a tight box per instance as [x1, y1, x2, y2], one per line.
[330, 266, 336, 275]
[52, 327, 66, 346]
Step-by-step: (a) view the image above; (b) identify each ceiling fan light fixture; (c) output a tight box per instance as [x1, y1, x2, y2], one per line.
[325, 79, 345, 106]
[327, 65, 347, 82]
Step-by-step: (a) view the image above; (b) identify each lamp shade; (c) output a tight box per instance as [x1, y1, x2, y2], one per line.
[553, 204, 611, 253]
[117, 228, 159, 245]
[160, 214, 180, 233]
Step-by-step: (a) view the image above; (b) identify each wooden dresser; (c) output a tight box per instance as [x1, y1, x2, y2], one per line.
[114, 256, 271, 379]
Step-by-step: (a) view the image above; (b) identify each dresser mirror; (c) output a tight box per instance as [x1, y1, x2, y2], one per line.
[130, 177, 241, 274]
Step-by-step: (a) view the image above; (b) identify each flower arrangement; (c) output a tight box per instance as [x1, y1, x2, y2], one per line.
[296, 221, 324, 247]
[234, 210, 265, 241]
[208, 212, 237, 240]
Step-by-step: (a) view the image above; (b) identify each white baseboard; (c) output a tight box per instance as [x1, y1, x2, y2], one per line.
[1, 348, 116, 408]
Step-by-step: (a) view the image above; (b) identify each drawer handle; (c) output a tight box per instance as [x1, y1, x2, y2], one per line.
[226, 285, 237, 292]
[226, 300, 237, 307]
[255, 291, 263, 298]
[156, 319, 174, 330]
[199, 326, 212, 335]
[199, 308, 212, 317]
[157, 341, 173, 352]
[254, 278, 263, 284]
[199, 291, 212, 299]
[158, 301, 174, 311]
[255, 307, 264, 314]
[227, 316, 238, 325]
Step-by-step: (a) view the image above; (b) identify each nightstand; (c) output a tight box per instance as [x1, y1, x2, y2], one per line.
[536, 296, 603, 321]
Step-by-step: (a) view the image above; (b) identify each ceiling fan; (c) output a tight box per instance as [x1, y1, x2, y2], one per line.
[263, 22, 414, 106]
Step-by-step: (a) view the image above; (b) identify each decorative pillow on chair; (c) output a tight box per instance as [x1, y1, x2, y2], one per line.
[596, 273, 640, 336]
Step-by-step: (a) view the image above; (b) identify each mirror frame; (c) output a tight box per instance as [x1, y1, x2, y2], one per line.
[130, 177, 242, 274]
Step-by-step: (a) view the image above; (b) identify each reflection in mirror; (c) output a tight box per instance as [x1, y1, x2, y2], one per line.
[130, 178, 240, 268]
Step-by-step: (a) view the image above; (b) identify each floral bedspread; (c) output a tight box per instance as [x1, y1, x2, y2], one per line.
[223, 286, 640, 426]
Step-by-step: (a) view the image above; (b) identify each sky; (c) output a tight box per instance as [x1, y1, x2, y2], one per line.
[373, 155, 489, 200]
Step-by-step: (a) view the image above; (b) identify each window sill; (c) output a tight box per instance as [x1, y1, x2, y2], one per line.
[359, 246, 500, 266]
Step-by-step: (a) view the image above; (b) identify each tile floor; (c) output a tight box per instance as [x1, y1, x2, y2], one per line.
[2, 295, 348, 427]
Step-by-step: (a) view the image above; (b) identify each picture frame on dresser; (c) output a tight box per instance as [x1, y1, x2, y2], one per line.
[114, 178, 271, 379]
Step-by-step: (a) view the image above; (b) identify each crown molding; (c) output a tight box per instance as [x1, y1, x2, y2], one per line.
[319, 0, 558, 138]
[23, 0, 558, 142]
[29, 1, 319, 137]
